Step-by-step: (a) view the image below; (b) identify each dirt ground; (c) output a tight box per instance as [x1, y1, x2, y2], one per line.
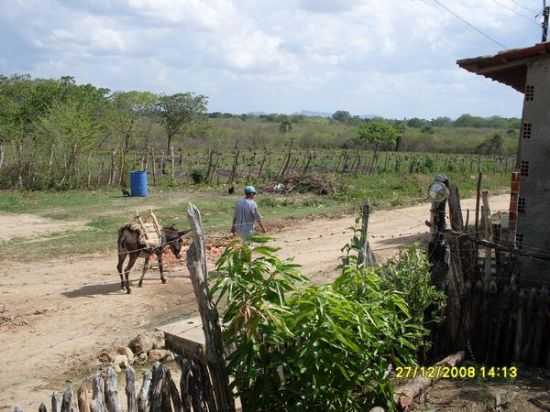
[0, 214, 86, 241]
[0, 195, 511, 411]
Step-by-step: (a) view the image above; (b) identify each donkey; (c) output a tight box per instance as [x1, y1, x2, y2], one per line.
[116, 224, 189, 294]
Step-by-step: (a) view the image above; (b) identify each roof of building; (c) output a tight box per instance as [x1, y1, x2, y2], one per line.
[457, 42, 550, 93]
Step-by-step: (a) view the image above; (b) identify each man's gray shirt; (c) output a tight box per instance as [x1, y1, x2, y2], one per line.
[234, 198, 262, 239]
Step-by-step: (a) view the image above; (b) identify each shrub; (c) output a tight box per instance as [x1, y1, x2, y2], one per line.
[212, 238, 442, 411]
[190, 168, 205, 184]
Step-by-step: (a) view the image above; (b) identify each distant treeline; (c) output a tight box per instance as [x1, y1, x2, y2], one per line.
[209, 111, 521, 130]
[0, 74, 519, 190]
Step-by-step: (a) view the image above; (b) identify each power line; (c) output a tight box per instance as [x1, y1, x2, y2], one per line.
[509, 0, 539, 14]
[490, 0, 541, 25]
[419, 0, 508, 49]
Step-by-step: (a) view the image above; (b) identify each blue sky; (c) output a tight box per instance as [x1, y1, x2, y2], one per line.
[0, 0, 543, 118]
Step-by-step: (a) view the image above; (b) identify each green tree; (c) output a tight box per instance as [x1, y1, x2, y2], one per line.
[155, 93, 208, 154]
[279, 119, 292, 134]
[332, 110, 352, 122]
[476, 133, 504, 155]
[35, 97, 103, 187]
[356, 121, 397, 156]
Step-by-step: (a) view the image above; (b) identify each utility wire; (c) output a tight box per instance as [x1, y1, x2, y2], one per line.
[421, 0, 508, 49]
[509, 0, 539, 14]
[490, 0, 541, 25]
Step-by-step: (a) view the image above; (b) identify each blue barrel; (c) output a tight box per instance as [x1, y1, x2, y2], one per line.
[130, 171, 148, 197]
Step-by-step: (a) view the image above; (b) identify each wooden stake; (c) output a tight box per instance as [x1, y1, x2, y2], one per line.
[474, 172, 482, 237]
[358, 200, 376, 267]
[186, 204, 235, 412]
[125, 367, 137, 412]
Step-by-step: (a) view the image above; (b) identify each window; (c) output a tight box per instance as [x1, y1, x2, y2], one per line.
[515, 233, 524, 249]
[525, 85, 535, 102]
[522, 123, 532, 139]
[520, 161, 529, 177]
[518, 197, 526, 214]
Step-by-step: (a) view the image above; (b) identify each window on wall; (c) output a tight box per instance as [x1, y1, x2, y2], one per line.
[522, 123, 532, 139]
[518, 197, 526, 214]
[520, 161, 529, 176]
[525, 85, 535, 101]
[516, 233, 524, 249]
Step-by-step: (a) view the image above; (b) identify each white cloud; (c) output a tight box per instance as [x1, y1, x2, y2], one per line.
[0, 0, 535, 116]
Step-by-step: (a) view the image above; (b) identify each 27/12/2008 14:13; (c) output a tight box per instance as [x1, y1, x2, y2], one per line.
[395, 366, 518, 379]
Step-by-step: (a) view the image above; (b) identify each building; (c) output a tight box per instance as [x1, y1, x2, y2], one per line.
[457, 43, 550, 286]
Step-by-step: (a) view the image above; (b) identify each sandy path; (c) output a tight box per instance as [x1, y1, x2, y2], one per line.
[0, 214, 86, 241]
[0, 194, 510, 411]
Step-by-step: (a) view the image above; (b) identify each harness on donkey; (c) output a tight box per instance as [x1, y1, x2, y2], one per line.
[117, 210, 188, 294]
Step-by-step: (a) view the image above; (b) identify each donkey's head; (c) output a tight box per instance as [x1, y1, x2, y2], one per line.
[163, 225, 190, 259]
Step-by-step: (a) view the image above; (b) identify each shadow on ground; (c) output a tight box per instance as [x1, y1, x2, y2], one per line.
[62, 282, 125, 298]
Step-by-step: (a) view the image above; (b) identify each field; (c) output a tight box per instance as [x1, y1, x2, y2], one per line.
[3, 75, 541, 411]
[0, 187, 512, 411]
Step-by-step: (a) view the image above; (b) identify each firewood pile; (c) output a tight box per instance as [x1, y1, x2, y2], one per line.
[264, 174, 336, 195]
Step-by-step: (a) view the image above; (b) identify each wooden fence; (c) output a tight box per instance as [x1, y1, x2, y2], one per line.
[12, 360, 217, 412]
[429, 183, 550, 368]
[0, 145, 514, 190]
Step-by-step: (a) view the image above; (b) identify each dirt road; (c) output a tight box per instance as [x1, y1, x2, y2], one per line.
[0, 194, 510, 411]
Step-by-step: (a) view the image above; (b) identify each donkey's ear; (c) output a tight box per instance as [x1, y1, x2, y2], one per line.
[178, 230, 191, 237]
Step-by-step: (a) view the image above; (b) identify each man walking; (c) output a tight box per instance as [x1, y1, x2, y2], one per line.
[231, 186, 266, 240]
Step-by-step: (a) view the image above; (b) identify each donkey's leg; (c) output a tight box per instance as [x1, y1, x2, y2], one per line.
[138, 254, 151, 288]
[157, 251, 167, 284]
[117, 253, 126, 290]
[124, 253, 138, 294]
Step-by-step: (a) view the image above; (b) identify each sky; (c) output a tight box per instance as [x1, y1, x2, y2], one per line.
[0, 0, 544, 118]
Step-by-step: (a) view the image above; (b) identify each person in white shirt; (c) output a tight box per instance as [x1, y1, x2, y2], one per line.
[231, 186, 266, 240]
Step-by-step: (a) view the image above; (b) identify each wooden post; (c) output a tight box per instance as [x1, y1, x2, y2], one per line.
[137, 371, 152, 412]
[448, 184, 464, 231]
[481, 191, 492, 239]
[229, 150, 240, 186]
[51, 393, 60, 412]
[92, 372, 107, 412]
[474, 172, 482, 237]
[60, 385, 73, 412]
[186, 204, 236, 412]
[125, 367, 137, 412]
[358, 201, 376, 267]
[151, 148, 157, 186]
[150, 362, 168, 412]
[170, 146, 176, 184]
[78, 380, 93, 412]
[104, 367, 121, 412]
[39, 404, 47, 412]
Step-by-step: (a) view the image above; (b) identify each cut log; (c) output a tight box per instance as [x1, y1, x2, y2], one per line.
[393, 351, 465, 411]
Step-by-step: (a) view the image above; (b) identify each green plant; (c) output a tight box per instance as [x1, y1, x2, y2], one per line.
[212, 238, 437, 411]
[378, 246, 446, 350]
[190, 168, 205, 184]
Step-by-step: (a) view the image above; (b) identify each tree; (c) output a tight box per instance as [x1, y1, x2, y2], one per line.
[35, 97, 102, 187]
[156, 93, 208, 154]
[332, 110, 352, 123]
[476, 133, 504, 155]
[356, 122, 397, 155]
[108, 91, 156, 151]
[279, 119, 292, 134]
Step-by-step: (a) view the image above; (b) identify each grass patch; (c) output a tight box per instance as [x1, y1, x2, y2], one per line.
[0, 170, 511, 261]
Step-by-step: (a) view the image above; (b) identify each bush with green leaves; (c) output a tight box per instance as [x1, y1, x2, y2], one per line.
[212, 238, 444, 411]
